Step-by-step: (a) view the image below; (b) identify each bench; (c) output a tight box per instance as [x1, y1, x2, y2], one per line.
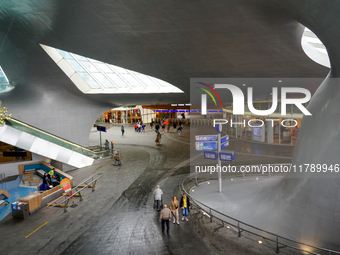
[23, 171, 35, 177]
[29, 179, 41, 186]
[22, 177, 33, 185]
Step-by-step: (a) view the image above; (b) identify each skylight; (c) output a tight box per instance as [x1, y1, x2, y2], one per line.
[301, 27, 330, 68]
[40, 44, 183, 94]
[0, 66, 12, 93]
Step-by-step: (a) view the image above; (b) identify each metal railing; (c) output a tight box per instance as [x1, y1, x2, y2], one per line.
[180, 169, 340, 255]
[5, 118, 111, 159]
[0, 173, 6, 184]
[47, 173, 104, 212]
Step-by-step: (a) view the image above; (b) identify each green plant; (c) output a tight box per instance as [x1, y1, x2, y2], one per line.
[0, 101, 11, 126]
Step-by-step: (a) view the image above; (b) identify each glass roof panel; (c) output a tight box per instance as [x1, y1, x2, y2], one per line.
[106, 73, 130, 88]
[79, 60, 100, 73]
[93, 63, 113, 73]
[77, 72, 101, 89]
[120, 74, 143, 87]
[41, 45, 184, 94]
[64, 59, 85, 72]
[91, 73, 115, 88]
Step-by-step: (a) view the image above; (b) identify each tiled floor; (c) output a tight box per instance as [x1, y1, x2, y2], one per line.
[0, 125, 296, 254]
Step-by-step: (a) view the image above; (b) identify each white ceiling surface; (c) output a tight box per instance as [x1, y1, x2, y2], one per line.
[40, 44, 184, 94]
[0, 125, 94, 168]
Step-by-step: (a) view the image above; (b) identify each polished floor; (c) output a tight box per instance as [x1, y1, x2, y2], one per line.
[0, 125, 296, 254]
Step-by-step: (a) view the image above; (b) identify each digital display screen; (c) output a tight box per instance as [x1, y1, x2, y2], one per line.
[253, 127, 262, 137]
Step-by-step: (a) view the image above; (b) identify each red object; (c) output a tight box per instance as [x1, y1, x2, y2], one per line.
[164, 120, 169, 125]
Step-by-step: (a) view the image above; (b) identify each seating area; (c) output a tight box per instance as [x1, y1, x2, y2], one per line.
[18, 162, 73, 213]
[0, 190, 11, 210]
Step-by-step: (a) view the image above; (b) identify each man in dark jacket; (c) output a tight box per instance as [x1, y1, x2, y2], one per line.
[180, 194, 190, 221]
[159, 204, 171, 234]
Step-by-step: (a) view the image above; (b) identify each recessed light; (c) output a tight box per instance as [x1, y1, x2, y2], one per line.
[192, 190, 194, 192]
[258, 240, 263, 244]
[242, 84, 246, 86]
[231, 178, 233, 181]
[278, 80, 282, 83]
[226, 226, 230, 229]
[256, 177, 258, 180]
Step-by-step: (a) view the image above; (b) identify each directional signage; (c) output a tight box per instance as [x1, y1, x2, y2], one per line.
[221, 135, 229, 144]
[215, 124, 222, 133]
[221, 141, 229, 150]
[195, 141, 217, 151]
[204, 151, 218, 160]
[195, 135, 217, 141]
[97, 126, 106, 132]
[219, 151, 236, 161]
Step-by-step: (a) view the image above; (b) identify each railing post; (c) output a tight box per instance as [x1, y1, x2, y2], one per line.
[64, 195, 68, 213]
[276, 236, 280, 253]
[209, 208, 213, 223]
[238, 222, 242, 237]
[92, 180, 97, 192]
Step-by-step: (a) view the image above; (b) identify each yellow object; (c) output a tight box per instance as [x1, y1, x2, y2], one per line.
[25, 222, 48, 238]
[48, 170, 54, 176]
[46, 203, 70, 207]
[183, 197, 187, 208]
[62, 193, 83, 197]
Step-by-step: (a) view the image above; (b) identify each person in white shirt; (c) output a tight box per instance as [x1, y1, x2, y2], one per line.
[153, 185, 163, 211]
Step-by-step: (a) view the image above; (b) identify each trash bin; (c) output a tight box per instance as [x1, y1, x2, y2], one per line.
[12, 202, 29, 219]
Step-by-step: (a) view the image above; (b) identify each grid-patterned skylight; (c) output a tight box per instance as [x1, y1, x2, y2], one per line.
[0, 66, 12, 93]
[41, 44, 183, 94]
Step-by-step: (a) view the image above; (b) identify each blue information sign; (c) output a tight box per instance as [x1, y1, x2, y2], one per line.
[221, 141, 229, 150]
[195, 135, 217, 141]
[221, 135, 229, 144]
[195, 141, 217, 151]
[97, 126, 106, 132]
[215, 124, 222, 133]
[219, 151, 236, 161]
[204, 151, 218, 160]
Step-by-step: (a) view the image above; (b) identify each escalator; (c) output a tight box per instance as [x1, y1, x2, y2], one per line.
[0, 118, 110, 168]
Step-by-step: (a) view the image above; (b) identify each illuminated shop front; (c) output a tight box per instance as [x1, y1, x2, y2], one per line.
[224, 101, 306, 145]
[97, 106, 156, 124]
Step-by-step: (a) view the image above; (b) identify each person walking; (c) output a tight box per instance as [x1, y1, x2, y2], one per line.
[105, 139, 109, 150]
[180, 194, 191, 221]
[153, 185, 163, 211]
[155, 132, 162, 145]
[121, 125, 125, 136]
[159, 204, 171, 234]
[155, 123, 160, 134]
[177, 123, 183, 135]
[170, 196, 180, 225]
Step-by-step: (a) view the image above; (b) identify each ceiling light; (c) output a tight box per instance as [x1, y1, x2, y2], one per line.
[258, 240, 263, 244]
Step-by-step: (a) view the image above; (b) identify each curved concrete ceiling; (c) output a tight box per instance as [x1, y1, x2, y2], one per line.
[0, 0, 331, 144]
